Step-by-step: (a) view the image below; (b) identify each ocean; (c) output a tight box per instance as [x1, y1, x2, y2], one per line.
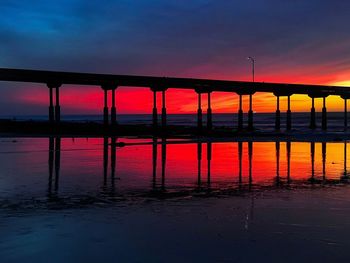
[1, 112, 348, 131]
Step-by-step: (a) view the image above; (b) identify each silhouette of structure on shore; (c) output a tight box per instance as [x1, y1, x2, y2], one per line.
[1, 68, 350, 133]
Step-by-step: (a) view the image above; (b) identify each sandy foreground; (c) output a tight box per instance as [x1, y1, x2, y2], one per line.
[1, 186, 350, 263]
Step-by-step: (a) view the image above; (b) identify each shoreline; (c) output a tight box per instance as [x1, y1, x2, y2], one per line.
[0, 120, 350, 142]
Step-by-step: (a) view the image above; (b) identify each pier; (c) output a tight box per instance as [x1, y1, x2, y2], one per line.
[1, 68, 350, 134]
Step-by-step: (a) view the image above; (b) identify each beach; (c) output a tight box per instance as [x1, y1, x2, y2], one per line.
[0, 137, 350, 262]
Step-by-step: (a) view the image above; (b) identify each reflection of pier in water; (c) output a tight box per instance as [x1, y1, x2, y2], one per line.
[48, 136, 61, 197]
[47, 138, 350, 197]
[102, 137, 118, 194]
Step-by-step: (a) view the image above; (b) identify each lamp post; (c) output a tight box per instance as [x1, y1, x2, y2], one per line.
[247, 56, 255, 130]
[247, 56, 255, 82]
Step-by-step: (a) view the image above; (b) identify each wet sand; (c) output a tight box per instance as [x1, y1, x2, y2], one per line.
[1, 187, 350, 263]
[0, 137, 350, 262]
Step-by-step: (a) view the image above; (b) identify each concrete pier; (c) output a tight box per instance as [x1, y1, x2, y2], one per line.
[111, 88, 117, 126]
[161, 90, 167, 130]
[275, 96, 280, 130]
[287, 95, 292, 131]
[343, 97, 348, 131]
[1, 67, 350, 134]
[322, 97, 327, 130]
[152, 90, 157, 131]
[47, 82, 61, 124]
[310, 97, 316, 129]
[49, 86, 54, 124]
[197, 92, 203, 133]
[238, 95, 243, 131]
[248, 94, 253, 131]
[207, 92, 212, 131]
[55, 87, 60, 123]
[103, 89, 109, 126]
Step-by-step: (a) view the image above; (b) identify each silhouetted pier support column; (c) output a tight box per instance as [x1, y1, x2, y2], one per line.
[103, 89, 109, 126]
[47, 83, 61, 124]
[111, 88, 117, 126]
[55, 87, 60, 123]
[49, 86, 54, 124]
[310, 97, 316, 129]
[207, 92, 212, 131]
[286, 95, 292, 131]
[322, 97, 327, 130]
[152, 90, 158, 131]
[161, 90, 167, 131]
[344, 98, 348, 131]
[248, 94, 254, 131]
[151, 85, 168, 133]
[197, 92, 203, 133]
[101, 84, 117, 127]
[275, 96, 280, 130]
[238, 95, 243, 131]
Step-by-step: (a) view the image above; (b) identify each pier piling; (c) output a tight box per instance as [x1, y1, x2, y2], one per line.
[111, 88, 117, 126]
[286, 95, 292, 131]
[161, 90, 167, 131]
[310, 97, 316, 129]
[103, 89, 109, 126]
[49, 86, 54, 124]
[238, 95, 243, 131]
[322, 97, 327, 130]
[275, 96, 280, 130]
[248, 94, 253, 131]
[55, 87, 60, 123]
[152, 90, 158, 131]
[345, 98, 348, 131]
[207, 92, 212, 131]
[197, 92, 203, 133]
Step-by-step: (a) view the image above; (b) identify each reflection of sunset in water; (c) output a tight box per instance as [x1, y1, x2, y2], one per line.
[0, 138, 349, 201]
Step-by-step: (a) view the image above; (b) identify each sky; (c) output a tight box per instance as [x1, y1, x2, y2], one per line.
[1, 0, 350, 115]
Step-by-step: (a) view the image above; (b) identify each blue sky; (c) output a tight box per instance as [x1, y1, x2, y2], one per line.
[0, 0, 350, 114]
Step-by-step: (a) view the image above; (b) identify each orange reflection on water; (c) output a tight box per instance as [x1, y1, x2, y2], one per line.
[0, 138, 349, 200]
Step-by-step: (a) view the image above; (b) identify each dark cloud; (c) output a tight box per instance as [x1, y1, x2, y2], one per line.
[0, 0, 350, 114]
